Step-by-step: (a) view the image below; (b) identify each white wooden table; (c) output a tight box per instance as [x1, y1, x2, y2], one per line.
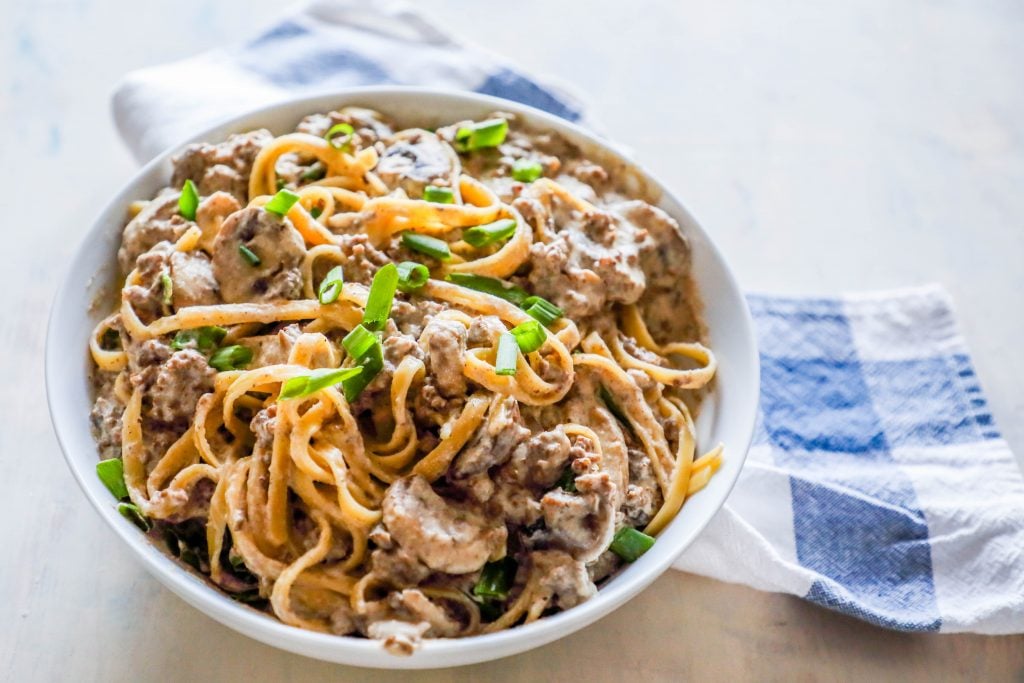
[3, 1, 1023, 680]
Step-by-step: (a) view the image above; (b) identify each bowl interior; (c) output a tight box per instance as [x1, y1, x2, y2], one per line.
[45, 87, 759, 669]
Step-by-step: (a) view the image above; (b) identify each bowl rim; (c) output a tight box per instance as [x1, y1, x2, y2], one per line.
[45, 85, 760, 668]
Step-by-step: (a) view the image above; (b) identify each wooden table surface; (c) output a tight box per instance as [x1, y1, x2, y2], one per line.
[4, 1, 1023, 680]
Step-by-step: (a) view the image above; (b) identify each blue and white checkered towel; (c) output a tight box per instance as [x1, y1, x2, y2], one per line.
[112, 0, 1024, 634]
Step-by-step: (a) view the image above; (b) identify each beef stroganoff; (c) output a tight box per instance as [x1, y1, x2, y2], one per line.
[88, 106, 722, 654]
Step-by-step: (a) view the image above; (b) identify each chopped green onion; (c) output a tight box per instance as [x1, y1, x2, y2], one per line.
[495, 332, 519, 376]
[455, 118, 509, 152]
[208, 345, 253, 371]
[473, 558, 517, 601]
[396, 261, 429, 292]
[342, 324, 378, 361]
[325, 122, 355, 150]
[318, 266, 345, 305]
[609, 527, 656, 562]
[100, 327, 121, 351]
[118, 502, 151, 531]
[422, 185, 455, 204]
[171, 326, 227, 353]
[310, 206, 323, 220]
[362, 263, 398, 332]
[599, 385, 636, 438]
[238, 244, 261, 267]
[463, 218, 516, 248]
[160, 271, 173, 307]
[301, 161, 326, 181]
[401, 232, 451, 261]
[96, 458, 129, 500]
[445, 273, 528, 306]
[178, 179, 199, 221]
[523, 295, 563, 326]
[342, 334, 384, 402]
[275, 178, 286, 191]
[264, 188, 301, 217]
[555, 467, 577, 493]
[509, 319, 547, 353]
[511, 158, 543, 182]
[279, 367, 364, 401]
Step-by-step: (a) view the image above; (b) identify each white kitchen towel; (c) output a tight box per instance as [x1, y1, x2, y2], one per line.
[112, 0, 1024, 634]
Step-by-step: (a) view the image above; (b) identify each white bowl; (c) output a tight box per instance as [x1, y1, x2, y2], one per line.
[45, 87, 759, 669]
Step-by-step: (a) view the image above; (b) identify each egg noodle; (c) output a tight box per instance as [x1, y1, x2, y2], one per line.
[88, 112, 721, 648]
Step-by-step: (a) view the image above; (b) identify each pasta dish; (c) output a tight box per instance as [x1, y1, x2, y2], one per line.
[88, 106, 721, 654]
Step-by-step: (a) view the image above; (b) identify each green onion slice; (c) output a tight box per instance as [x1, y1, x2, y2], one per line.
[511, 158, 543, 182]
[401, 231, 451, 261]
[118, 502, 151, 531]
[325, 122, 355, 150]
[278, 366, 363, 401]
[160, 271, 173, 307]
[342, 324, 378, 360]
[445, 273, 528, 306]
[523, 295, 563, 326]
[463, 218, 516, 248]
[310, 206, 323, 219]
[555, 467, 577, 493]
[495, 332, 519, 376]
[609, 527, 656, 562]
[455, 118, 509, 151]
[96, 458, 129, 500]
[363, 263, 398, 332]
[208, 345, 253, 371]
[342, 333, 384, 402]
[473, 558, 517, 601]
[238, 244, 261, 267]
[509, 319, 547, 353]
[264, 188, 301, 217]
[178, 179, 199, 221]
[318, 266, 345, 305]
[301, 161, 326, 181]
[396, 261, 429, 292]
[171, 326, 227, 353]
[422, 185, 455, 204]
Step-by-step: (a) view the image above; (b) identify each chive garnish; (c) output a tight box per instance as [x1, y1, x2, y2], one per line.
[422, 185, 455, 204]
[160, 271, 173, 307]
[301, 161, 326, 181]
[264, 188, 301, 217]
[555, 467, 577, 493]
[509, 319, 546, 353]
[396, 261, 429, 292]
[96, 458, 129, 500]
[317, 266, 345, 305]
[362, 263, 398, 332]
[118, 502, 151, 531]
[511, 158, 543, 182]
[278, 367, 364, 401]
[522, 295, 563, 327]
[495, 332, 519, 376]
[171, 326, 227, 353]
[325, 122, 355, 151]
[473, 558, 517, 601]
[401, 232, 451, 261]
[178, 179, 199, 221]
[340, 326, 384, 402]
[445, 273, 528, 306]
[238, 244, 261, 267]
[455, 118, 509, 152]
[463, 218, 516, 248]
[609, 527, 656, 562]
[208, 345, 253, 371]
